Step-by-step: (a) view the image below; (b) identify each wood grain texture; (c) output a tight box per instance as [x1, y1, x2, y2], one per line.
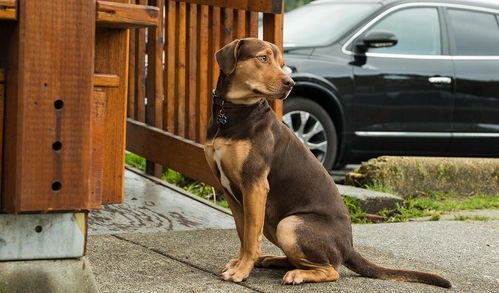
[0, 0, 16, 21]
[187, 3, 198, 141]
[171, 0, 283, 14]
[145, 0, 164, 177]
[263, 12, 283, 118]
[235, 9, 246, 39]
[0, 83, 4, 208]
[135, 25, 146, 122]
[97, 0, 159, 28]
[248, 11, 258, 37]
[127, 29, 137, 119]
[210, 6, 221, 90]
[95, 22, 130, 204]
[90, 89, 107, 207]
[197, 4, 209, 143]
[222, 8, 233, 46]
[94, 74, 120, 87]
[0, 69, 4, 82]
[126, 119, 222, 189]
[176, 1, 187, 136]
[165, 0, 176, 133]
[2, 0, 96, 212]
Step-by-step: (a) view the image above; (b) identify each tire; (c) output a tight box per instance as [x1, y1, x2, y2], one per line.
[283, 96, 338, 170]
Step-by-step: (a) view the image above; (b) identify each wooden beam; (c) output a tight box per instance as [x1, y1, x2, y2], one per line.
[0, 0, 16, 21]
[2, 0, 96, 212]
[0, 0, 159, 27]
[172, 0, 283, 14]
[0, 82, 4, 207]
[0, 68, 5, 82]
[263, 12, 284, 118]
[126, 119, 222, 190]
[93, 73, 120, 87]
[90, 89, 107, 206]
[95, 25, 130, 204]
[145, 0, 164, 177]
[97, 0, 159, 28]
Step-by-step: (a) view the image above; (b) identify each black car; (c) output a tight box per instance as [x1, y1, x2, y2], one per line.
[282, 0, 499, 170]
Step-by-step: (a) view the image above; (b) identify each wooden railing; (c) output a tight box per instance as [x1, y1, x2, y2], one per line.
[0, 0, 283, 212]
[0, 0, 159, 212]
[126, 0, 284, 188]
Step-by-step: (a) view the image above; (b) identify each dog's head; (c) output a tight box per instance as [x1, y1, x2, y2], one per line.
[216, 38, 295, 104]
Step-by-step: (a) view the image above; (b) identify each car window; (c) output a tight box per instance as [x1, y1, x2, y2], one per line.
[283, 3, 380, 47]
[447, 9, 499, 56]
[363, 8, 441, 55]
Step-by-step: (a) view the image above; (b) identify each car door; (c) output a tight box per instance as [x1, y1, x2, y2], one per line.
[445, 8, 499, 156]
[347, 5, 454, 156]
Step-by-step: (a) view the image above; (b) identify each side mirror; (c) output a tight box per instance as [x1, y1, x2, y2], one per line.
[355, 30, 398, 53]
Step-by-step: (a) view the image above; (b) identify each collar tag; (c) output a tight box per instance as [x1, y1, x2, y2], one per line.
[216, 112, 227, 125]
[213, 90, 227, 125]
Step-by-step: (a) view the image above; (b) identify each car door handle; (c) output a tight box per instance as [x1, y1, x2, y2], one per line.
[428, 76, 452, 84]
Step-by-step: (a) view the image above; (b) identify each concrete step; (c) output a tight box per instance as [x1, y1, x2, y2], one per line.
[336, 184, 403, 214]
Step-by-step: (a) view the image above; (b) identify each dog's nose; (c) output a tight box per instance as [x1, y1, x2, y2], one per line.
[282, 77, 295, 89]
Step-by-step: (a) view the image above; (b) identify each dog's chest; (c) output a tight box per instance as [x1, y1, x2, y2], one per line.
[204, 138, 251, 197]
[212, 147, 235, 196]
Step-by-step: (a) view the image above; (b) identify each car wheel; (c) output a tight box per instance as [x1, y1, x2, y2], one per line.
[283, 96, 338, 170]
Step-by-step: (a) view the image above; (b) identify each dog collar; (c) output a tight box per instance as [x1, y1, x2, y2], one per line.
[212, 90, 228, 125]
[211, 90, 268, 125]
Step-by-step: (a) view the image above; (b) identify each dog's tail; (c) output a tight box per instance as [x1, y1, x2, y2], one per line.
[344, 250, 451, 288]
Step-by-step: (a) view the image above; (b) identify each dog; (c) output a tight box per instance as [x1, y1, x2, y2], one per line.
[204, 38, 451, 288]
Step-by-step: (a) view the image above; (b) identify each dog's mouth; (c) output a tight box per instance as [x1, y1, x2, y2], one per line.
[252, 87, 292, 100]
[252, 88, 265, 95]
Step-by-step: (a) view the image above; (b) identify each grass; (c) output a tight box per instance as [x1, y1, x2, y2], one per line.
[125, 152, 146, 170]
[378, 191, 498, 223]
[342, 197, 369, 224]
[125, 153, 498, 223]
[453, 215, 493, 221]
[125, 153, 229, 209]
[364, 183, 396, 194]
[362, 183, 498, 222]
[454, 216, 494, 221]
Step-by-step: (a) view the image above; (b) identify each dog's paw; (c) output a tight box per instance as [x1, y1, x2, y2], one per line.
[282, 270, 304, 285]
[222, 258, 240, 272]
[220, 261, 254, 283]
[220, 267, 250, 283]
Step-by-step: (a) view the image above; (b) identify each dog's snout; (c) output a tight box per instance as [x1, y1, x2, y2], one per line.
[282, 77, 295, 89]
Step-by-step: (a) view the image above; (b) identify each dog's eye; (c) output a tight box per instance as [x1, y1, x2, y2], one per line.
[257, 55, 268, 63]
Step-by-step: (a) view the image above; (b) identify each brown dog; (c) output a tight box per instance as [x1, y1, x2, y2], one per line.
[204, 38, 451, 288]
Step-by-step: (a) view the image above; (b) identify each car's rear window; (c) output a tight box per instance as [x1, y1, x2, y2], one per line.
[284, 3, 380, 47]
[447, 9, 499, 56]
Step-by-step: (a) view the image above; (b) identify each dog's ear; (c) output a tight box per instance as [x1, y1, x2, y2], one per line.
[216, 39, 243, 75]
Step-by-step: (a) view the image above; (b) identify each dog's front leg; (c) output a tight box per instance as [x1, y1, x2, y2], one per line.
[222, 192, 244, 272]
[221, 175, 269, 282]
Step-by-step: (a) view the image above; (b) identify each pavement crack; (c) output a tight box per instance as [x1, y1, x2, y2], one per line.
[112, 234, 264, 293]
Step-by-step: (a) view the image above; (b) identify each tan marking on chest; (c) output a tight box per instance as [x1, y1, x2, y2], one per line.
[204, 138, 252, 195]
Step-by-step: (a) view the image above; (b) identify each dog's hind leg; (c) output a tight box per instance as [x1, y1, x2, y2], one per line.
[255, 255, 293, 268]
[282, 266, 339, 285]
[276, 215, 342, 285]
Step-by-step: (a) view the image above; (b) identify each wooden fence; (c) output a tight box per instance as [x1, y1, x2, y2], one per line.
[126, 0, 284, 190]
